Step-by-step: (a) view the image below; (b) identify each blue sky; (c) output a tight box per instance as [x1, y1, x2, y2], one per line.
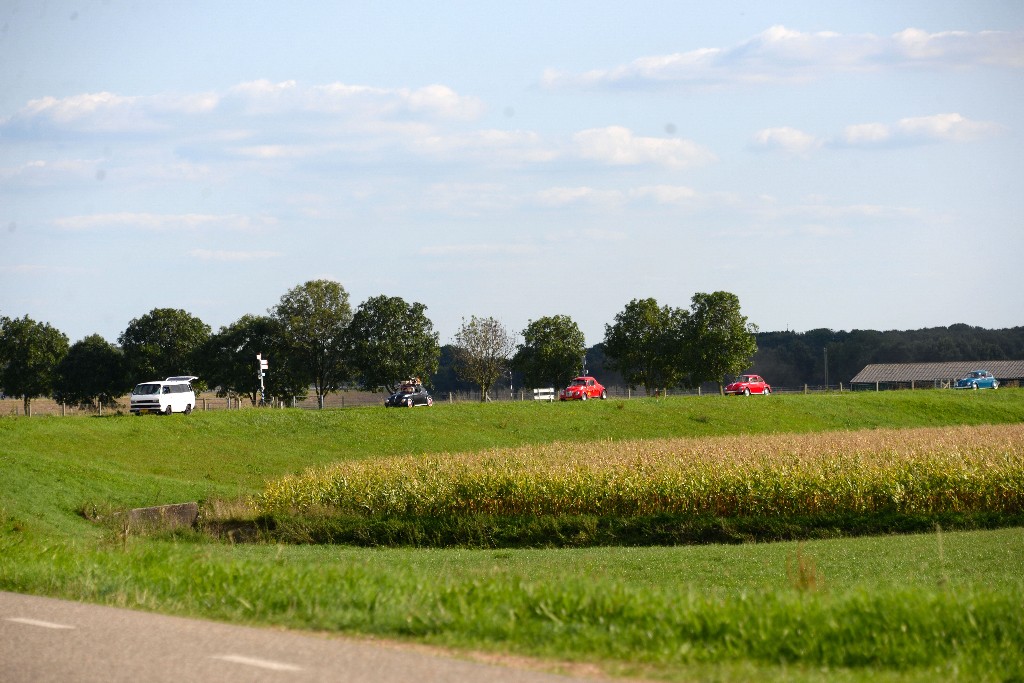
[2, 1, 1023, 347]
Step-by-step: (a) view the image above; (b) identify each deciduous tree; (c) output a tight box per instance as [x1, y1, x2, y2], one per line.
[685, 291, 758, 393]
[53, 334, 129, 411]
[199, 315, 307, 406]
[603, 298, 688, 395]
[452, 316, 516, 401]
[272, 279, 353, 409]
[346, 295, 440, 392]
[0, 315, 69, 415]
[118, 308, 210, 382]
[513, 315, 586, 389]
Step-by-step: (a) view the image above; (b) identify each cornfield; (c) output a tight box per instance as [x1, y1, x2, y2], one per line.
[255, 424, 1024, 519]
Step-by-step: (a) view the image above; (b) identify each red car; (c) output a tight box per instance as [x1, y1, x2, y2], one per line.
[559, 376, 607, 401]
[724, 374, 771, 396]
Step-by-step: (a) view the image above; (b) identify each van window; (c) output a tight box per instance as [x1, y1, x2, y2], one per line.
[133, 383, 161, 395]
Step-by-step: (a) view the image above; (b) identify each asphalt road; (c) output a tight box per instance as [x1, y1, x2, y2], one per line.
[1, 591, 591, 682]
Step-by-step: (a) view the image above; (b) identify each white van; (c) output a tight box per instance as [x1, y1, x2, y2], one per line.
[130, 376, 198, 415]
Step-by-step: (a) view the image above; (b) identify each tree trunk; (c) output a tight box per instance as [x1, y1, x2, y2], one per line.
[23, 396, 31, 417]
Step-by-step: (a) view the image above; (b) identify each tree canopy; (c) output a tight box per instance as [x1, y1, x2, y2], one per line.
[603, 298, 688, 395]
[199, 314, 308, 406]
[346, 295, 440, 392]
[53, 334, 129, 410]
[0, 315, 69, 415]
[513, 314, 587, 389]
[118, 308, 210, 382]
[685, 291, 758, 393]
[272, 279, 353, 409]
[452, 316, 516, 401]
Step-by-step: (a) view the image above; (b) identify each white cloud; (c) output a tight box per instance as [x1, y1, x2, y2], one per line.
[535, 186, 625, 206]
[1, 80, 484, 140]
[53, 213, 278, 233]
[629, 185, 699, 204]
[188, 249, 282, 262]
[840, 113, 1003, 147]
[419, 243, 538, 256]
[752, 127, 823, 155]
[411, 129, 557, 164]
[894, 113, 1004, 143]
[543, 26, 1024, 90]
[573, 126, 716, 168]
[225, 79, 484, 120]
[754, 114, 1002, 155]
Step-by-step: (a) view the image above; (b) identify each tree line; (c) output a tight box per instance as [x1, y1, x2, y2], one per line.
[0, 280, 758, 413]
[748, 325, 1024, 388]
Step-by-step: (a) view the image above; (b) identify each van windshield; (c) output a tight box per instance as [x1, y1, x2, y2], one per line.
[132, 383, 161, 395]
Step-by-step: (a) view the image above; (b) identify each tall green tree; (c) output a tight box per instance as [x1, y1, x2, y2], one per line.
[513, 314, 587, 389]
[452, 315, 516, 401]
[347, 295, 440, 392]
[272, 279, 353, 409]
[198, 315, 307, 406]
[118, 308, 210, 381]
[53, 334, 129, 411]
[685, 291, 758, 393]
[0, 315, 69, 416]
[603, 298, 688, 395]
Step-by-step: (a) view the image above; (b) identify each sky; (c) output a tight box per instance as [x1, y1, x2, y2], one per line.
[2, 1, 1023, 347]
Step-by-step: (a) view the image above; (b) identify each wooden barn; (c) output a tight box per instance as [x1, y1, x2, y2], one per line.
[850, 360, 1024, 390]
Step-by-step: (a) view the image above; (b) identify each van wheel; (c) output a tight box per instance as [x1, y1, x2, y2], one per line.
[164, 405, 173, 415]
[184, 404, 192, 415]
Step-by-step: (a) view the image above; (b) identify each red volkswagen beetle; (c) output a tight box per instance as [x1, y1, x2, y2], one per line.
[559, 376, 607, 401]
[724, 374, 771, 396]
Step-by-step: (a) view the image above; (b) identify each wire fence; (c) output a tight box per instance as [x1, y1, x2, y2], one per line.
[0, 381, 964, 417]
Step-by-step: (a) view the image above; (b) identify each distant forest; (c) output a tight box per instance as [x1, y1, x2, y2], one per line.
[432, 324, 1024, 392]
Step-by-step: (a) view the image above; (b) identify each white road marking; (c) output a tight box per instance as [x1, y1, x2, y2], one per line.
[5, 617, 75, 629]
[211, 654, 303, 672]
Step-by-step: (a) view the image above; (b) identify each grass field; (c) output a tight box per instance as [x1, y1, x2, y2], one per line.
[2, 390, 1023, 681]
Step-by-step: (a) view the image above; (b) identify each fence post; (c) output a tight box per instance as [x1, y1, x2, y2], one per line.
[803, 384, 808, 394]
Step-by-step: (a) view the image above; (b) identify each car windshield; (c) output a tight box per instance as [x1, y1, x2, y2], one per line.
[570, 379, 586, 386]
[132, 383, 161, 395]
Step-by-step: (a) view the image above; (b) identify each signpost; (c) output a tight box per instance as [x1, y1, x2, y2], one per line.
[256, 353, 269, 405]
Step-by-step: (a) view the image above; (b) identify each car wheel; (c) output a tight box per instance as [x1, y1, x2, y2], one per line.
[743, 388, 750, 396]
[763, 387, 771, 395]
[601, 390, 607, 399]
[427, 397, 433, 406]
[164, 405, 173, 415]
[972, 383, 978, 390]
[406, 398, 413, 407]
[581, 393, 587, 401]
[184, 404, 192, 415]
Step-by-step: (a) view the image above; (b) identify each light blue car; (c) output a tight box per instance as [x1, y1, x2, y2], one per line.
[954, 370, 999, 390]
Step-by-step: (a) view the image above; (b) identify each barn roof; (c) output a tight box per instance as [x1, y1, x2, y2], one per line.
[850, 360, 1024, 384]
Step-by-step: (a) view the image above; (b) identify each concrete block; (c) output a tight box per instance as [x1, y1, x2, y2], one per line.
[126, 502, 199, 531]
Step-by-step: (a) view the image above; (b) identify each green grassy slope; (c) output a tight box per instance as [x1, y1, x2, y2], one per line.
[2, 390, 1022, 535]
[2, 390, 1022, 682]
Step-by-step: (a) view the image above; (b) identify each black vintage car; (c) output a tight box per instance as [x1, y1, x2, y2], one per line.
[384, 380, 434, 407]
